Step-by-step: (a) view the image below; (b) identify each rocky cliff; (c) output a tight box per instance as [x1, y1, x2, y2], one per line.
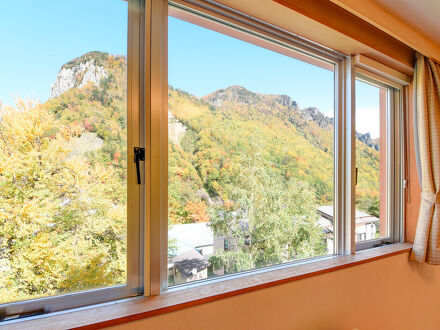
[202, 85, 334, 129]
[50, 51, 119, 98]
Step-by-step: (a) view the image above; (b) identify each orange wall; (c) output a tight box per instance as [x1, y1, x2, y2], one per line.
[110, 252, 440, 330]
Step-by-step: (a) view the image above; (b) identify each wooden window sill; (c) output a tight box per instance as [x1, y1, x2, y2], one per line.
[1, 242, 412, 330]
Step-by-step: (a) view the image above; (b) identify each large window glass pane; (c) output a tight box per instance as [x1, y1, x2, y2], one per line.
[168, 12, 335, 285]
[355, 79, 388, 242]
[0, 1, 128, 303]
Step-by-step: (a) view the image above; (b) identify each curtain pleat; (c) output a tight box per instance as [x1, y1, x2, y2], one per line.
[411, 54, 440, 264]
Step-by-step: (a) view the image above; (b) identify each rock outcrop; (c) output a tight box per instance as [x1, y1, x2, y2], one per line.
[168, 112, 188, 146]
[51, 56, 108, 98]
[356, 132, 379, 151]
[300, 107, 333, 129]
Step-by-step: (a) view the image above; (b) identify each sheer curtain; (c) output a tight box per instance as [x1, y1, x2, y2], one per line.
[411, 54, 440, 264]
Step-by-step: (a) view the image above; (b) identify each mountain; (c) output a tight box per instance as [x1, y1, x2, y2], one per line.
[202, 85, 297, 108]
[51, 52, 112, 98]
[46, 51, 379, 223]
[168, 85, 380, 224]
[45, 51, 127, 171]
[202, 85, 332, 129]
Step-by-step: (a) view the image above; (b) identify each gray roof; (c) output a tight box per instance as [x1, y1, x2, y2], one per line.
[171, 249, 210, 278]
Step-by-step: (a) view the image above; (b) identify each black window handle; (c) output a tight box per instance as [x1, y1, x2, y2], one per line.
[134, 147, 145, 184]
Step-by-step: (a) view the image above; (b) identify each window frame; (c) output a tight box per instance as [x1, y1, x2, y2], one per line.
[152, 0, 355, 293]
[0, 0, 145, 318]
[353, 71, 406, 251]
[0, 0, 409, 320]
[154, 0, 407, 292]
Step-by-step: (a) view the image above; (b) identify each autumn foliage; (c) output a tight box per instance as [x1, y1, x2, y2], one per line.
[0, 53, 127, 303]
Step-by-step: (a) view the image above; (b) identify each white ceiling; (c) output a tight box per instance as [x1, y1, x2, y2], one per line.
[370, 0, 440, 45]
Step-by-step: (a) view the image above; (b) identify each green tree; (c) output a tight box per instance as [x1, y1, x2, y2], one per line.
[208, 145, 327, 274]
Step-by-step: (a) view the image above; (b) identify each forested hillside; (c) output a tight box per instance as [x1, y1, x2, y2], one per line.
[168, 84, 380, 272]
[0, 52, 128, 302]
[0, 51, 380, 301]
[169, 85, 380, 226]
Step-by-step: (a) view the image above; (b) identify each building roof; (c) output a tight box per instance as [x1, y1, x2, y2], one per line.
[169, 222, 214, 256]
[317, 217, 333, 234]
[317, 205, 379, 225]
[171, 249, 210, 278]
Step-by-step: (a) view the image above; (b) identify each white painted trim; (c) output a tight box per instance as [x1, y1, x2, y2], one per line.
[354, 54, 411, 86]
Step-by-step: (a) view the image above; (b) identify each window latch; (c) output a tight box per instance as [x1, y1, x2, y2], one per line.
[134, 147, 145, 184]
[355, 167, 358, 186]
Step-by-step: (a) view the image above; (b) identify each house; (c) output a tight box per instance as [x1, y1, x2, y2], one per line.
[317, 205, 380, 252]
[167, 223, 213, 284]
[170, 249, 210, 285]
[168, 222, 215, 257]
[168, 222, 228, 283]
[169, 204, 379, 282]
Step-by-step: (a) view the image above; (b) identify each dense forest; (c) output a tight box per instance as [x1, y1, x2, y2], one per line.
[0, 51, 380, 302]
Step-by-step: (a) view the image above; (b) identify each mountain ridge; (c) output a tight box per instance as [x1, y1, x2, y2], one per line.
[49, 52, 374, 148]
[201, 85, 333, 130]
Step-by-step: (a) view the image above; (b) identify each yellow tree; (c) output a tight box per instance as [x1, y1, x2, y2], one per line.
[0, 101, 126, 303]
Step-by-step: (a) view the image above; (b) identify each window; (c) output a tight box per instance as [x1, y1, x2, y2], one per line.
[0, 0, 142, 317]
[0, 0, 406, 319]
[354, 73, 404, 250]
[355, 79, 388, 242]
[167, 4, 338, 286]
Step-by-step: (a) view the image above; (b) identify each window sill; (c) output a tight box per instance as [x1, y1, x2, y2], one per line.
[1, 242, 412, 330]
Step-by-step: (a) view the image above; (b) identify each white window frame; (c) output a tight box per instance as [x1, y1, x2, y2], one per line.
[353, 68, 406, 251]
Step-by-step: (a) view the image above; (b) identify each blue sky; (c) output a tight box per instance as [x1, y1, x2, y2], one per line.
[169, 17, 335, 116]
[0, 0, 127, 106]
[0, 3, 379, 136]
[169, 17, 380, 136]
[356, 80, 381, 138]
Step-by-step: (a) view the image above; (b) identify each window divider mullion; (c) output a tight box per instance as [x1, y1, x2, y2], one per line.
[149, 0, 169, 295]
[345, 55, 357, 255]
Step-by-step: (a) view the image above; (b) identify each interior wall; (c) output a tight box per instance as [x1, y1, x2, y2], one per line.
[109, 252, 440, 330]
[273, 0, 414, 68]
[209, 0, 414, 75]
[328, 0, 440, 62]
